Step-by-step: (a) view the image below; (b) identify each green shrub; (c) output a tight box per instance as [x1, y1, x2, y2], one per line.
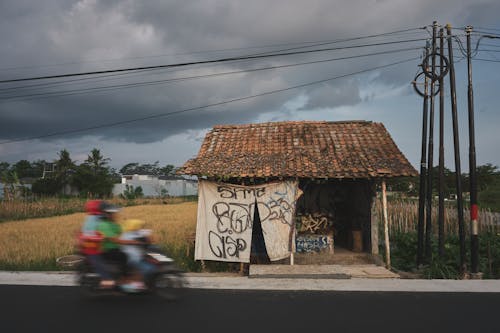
[388, 231, 418, 272]
[388, 231, 500, 279]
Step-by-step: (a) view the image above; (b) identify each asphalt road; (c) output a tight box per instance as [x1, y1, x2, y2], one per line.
[1, 285, 498, 333]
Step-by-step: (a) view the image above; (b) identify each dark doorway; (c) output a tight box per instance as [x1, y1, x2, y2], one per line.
[250, 201, 270, 264]
[296, 179, 374, 253]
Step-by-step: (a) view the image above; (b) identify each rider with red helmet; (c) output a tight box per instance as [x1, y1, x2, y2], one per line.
[80, 199, 115, 288]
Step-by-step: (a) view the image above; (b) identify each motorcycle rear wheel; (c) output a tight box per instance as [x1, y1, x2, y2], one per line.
[75, 261, 101, 297]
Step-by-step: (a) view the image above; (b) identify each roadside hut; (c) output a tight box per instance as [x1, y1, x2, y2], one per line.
[178, 120, 417, 265]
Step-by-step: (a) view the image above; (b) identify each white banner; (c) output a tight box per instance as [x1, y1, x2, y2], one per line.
[195, 180, 300, 262]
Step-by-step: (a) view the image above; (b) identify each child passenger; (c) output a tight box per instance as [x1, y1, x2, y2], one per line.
[119, 219, 156, 291]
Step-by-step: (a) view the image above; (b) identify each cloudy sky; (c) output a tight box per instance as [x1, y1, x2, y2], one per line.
[1, 0, 499, 172]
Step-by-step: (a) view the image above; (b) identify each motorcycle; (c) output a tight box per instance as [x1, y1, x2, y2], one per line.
[69, 241, 186, 300]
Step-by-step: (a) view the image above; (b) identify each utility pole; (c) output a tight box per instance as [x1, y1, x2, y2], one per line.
[425, 21, 438, 262]
[466, 25, 479, 275]
[446, 24, 467, 275]
[438, 28, 446, 257]
[416, 46, 429, 267]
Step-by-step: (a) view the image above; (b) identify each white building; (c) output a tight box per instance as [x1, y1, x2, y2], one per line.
[112, 174, 198, 198]
[0, 182, 32, 199]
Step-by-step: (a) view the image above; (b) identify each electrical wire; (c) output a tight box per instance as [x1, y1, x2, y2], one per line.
[476, 49, 500, 53]
[0, 37, 428, 84]
[0, 68, 161, 92]
[0, 34, 429, 94]
[0, 35, 428, 94]
[0, 28, 430, 97]
[449, 32, 500, 58]
[244, 27, 427, 57]
[0, 42, 335, 72]
[473, 26, 500, 32]
[0, 26, 427, 72]
[474, 58, 500, 63]
[471, 30, 500, 37]
[480, 43, 500, 48]
[0, 47, 422, 101]
[0, 56, 418, 145]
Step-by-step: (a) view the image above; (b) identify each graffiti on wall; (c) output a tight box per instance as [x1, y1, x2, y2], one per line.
[299, 214, 329, 233]
[195, 180, 299, 262]
[295, 234, 334, 253]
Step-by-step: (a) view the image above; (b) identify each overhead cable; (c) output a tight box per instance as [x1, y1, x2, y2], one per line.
[0, 26, 427, 72]
[0, 57, 418, 145]
[0, 47, 422, 101]
[0, 38, 428, 84]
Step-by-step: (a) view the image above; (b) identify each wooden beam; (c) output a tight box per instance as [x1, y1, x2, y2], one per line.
[382, 180, 391, 269]
[371, 192, 379, 255]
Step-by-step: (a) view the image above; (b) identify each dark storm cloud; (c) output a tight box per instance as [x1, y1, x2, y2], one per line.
[0, 0, 499, 150]
[0, 65, 293, 143]
[299, 80, 361, 110]
[460, 2, 500, 25]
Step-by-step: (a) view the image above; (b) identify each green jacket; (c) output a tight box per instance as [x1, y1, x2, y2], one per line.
[97, 220, 122, 251]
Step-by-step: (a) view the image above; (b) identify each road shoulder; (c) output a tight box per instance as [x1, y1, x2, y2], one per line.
[1, 271, 500, 292]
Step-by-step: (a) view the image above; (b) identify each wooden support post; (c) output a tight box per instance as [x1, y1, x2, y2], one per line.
[201, 260, 206, 272]
[371, 195, 379, 255]
[382, 180, 391, 269]
[328, 231, 334, 254]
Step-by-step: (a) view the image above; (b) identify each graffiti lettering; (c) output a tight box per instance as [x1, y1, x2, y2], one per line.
[257, 198, 293, 226]
[208, 231, 247, 259]
[212, 202, 252, 234]
[217, 185, 266, 200]
[300, 214, 329, 233]
[295, 234, 331, 253]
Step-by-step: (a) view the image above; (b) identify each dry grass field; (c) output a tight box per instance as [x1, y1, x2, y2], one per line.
[0, 196, 196, 222]
[0, 202, 198, 271]
[375, 198, 500, 235]
[2, 198, 497, 273]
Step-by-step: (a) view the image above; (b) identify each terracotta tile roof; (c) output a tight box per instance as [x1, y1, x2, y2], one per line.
[179, 120, 417, 179]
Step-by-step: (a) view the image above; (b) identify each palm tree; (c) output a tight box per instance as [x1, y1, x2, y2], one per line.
[56, 149, 75, 195]
[85, 148, 110, 176]
[75, 148, 114, 198]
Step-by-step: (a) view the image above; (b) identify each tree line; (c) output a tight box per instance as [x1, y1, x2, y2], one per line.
[0, 149, 177, 199]
[2, 151, 499, 210]
[386, 163, 500, 211]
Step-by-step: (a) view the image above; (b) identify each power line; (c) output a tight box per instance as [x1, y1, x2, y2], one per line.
[473, 26, 500, 33]
[471, 30, 500, 37]
[0, 37, 428, 84]
[0, 55, 282, 92]
[0, 69, 159, 92]
[476, 48, 500, 53]
[0, 36, 428, 93]
[0, 43, 327, 72]
[245, 27, 427, 57]
[474, 58, 500, 63]
[0, 47, 422, 101]
[0, 56, 418, 145]
[0, 26, 427, 72]
[480, 43, 500, 48]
